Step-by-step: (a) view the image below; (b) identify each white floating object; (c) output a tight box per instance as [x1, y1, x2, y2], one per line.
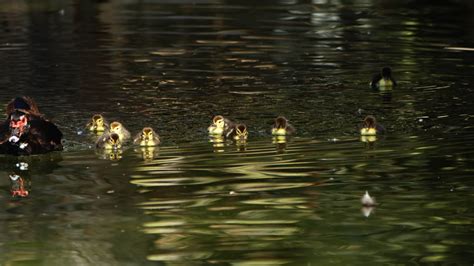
[361, 191, 376, 206]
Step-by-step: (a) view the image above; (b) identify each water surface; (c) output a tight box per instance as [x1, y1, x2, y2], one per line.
[1, 0, 474, 265]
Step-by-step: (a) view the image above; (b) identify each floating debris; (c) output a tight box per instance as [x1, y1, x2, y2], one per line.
[361, 191, 376, 207]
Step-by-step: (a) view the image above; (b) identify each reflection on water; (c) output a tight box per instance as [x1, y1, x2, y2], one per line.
[1, 0, 474, 265]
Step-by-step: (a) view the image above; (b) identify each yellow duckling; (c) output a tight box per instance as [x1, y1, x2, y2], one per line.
[133, 127, 160, 147]
[272, 116, 295, 136]
[361, 191, 376, 207]
[96, 132, 122, 150]
[109, 121, 131, 142]
[87, 114, 108, 133]
[360, 115, 385, 136]
[370, 67, 397, 90]
[208, 115, 234, 137]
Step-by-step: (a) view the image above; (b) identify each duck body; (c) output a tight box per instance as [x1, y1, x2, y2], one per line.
[271, 116, 295, 136]
[0, 97, 63, 156]
[370, 67, 397, 90]
[134, 127, 160, 147]
[208, 115, 235, 138]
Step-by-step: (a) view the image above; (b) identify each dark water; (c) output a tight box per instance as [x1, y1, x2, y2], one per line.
[1, 0, 474, 265]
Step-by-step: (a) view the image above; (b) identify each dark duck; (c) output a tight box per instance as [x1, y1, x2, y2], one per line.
[0, 97, 63, 155]
[370, 67, 397, 90]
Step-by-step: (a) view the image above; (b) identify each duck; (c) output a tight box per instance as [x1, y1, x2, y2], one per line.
[229, 124, 248, 141]
[87, 114, 108, 133]
[96, 132, 122, 150]
[370, 67, 397, 90]
[272, 116, 295, 136]
[208, 115, 235, 138]
[133, 127, 160, 147]
[361, 191, 376, 207]
[360, 115, 385, 136]
[107, 121, 131, 142]
[0, 97, 63, 155]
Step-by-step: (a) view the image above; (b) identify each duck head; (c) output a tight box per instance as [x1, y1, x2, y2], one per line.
[234, 124, 248, 141]
[9, 110, 29, 141]
[89, 114, 106, 132]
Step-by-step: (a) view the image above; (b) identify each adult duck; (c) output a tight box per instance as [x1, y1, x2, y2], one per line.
[0, 97, 63, 155]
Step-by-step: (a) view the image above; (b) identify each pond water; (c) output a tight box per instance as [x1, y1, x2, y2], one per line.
[1, 0, 474, 265]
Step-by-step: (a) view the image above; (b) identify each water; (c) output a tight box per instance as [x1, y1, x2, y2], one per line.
[1, 0, 474, 265]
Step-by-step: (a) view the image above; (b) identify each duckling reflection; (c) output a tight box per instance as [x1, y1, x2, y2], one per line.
[10, 174, 30, 198]
[209, 135, 225, 153]
[87, 114, 108, 133]
[208, 115, 234, 138]
[371, 67, 397, 91]
[272, 116, 295, 136]
[134, 127, 160, 147]
[136, 146, 159, 161]
[108, 121, 131, 142]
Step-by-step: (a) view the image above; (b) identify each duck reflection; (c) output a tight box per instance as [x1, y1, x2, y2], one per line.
[9, 174, 30, 198]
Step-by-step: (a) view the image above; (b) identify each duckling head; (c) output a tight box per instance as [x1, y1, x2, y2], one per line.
[105, 133, 122, 150]
[209, 115, 226, 135]
[272, 116, 288, 136]
[110, 121, 123, 133]
[139, 127, 159, 146]
[89, 114, 106, 132]
[234, 124, 248, 140]
[381, 67, 392, 79]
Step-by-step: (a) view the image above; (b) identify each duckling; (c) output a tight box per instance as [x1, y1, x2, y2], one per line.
[371, 67, 397, 90]
[0, 97, 63, 155]
[361, 191, 376, 207]
[208, 115, 234, 137]
[272, 116, 295, 136]
[108, 121, 131, 142]
[360, 115, 385, 136]
[133, 127, 160, 147]
[87, 114, 108, 133]
[96, 132, 122, 150]
[229, 124, 248, 141]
